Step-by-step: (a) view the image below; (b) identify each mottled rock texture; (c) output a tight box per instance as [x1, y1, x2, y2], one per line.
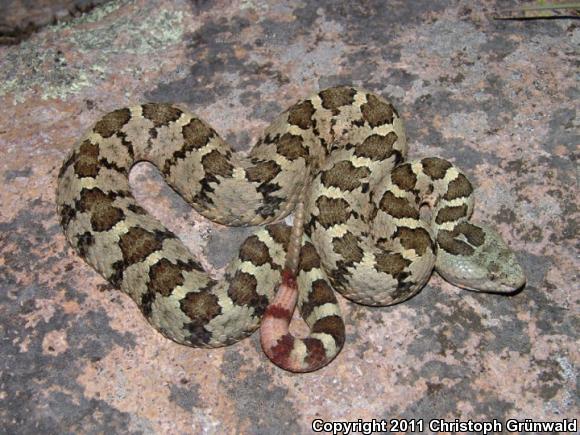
[0, 0, 577, 433]
[0, 0, 111, 44]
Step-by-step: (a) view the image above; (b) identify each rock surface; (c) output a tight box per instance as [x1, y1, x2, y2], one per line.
[0, 0, 577, 433]
[0, 0, 111, 44]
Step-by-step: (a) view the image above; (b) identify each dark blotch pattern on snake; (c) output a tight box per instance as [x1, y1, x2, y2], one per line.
[56, 86, 526, 372]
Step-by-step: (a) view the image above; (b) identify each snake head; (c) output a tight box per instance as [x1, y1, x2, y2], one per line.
[435, 224, 526, 293]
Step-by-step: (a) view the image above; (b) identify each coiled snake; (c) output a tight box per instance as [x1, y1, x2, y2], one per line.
[56, 86, 526, 372]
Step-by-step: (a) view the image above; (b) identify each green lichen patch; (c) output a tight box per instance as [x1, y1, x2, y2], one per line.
[0, 0, 184, 101]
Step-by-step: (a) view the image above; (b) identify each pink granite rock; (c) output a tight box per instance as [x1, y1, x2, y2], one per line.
[0, 1, 577, 432]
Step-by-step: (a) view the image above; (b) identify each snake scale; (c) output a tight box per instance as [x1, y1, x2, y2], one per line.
[56, 86, 526, 372]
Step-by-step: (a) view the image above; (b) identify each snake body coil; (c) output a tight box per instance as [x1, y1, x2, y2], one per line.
[56, 86, 525, 372]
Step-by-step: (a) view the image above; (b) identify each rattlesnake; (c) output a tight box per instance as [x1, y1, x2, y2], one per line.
[56, 86, 526, 372]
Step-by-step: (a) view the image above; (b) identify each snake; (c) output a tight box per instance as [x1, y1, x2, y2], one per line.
[56, 86, 526, 372]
